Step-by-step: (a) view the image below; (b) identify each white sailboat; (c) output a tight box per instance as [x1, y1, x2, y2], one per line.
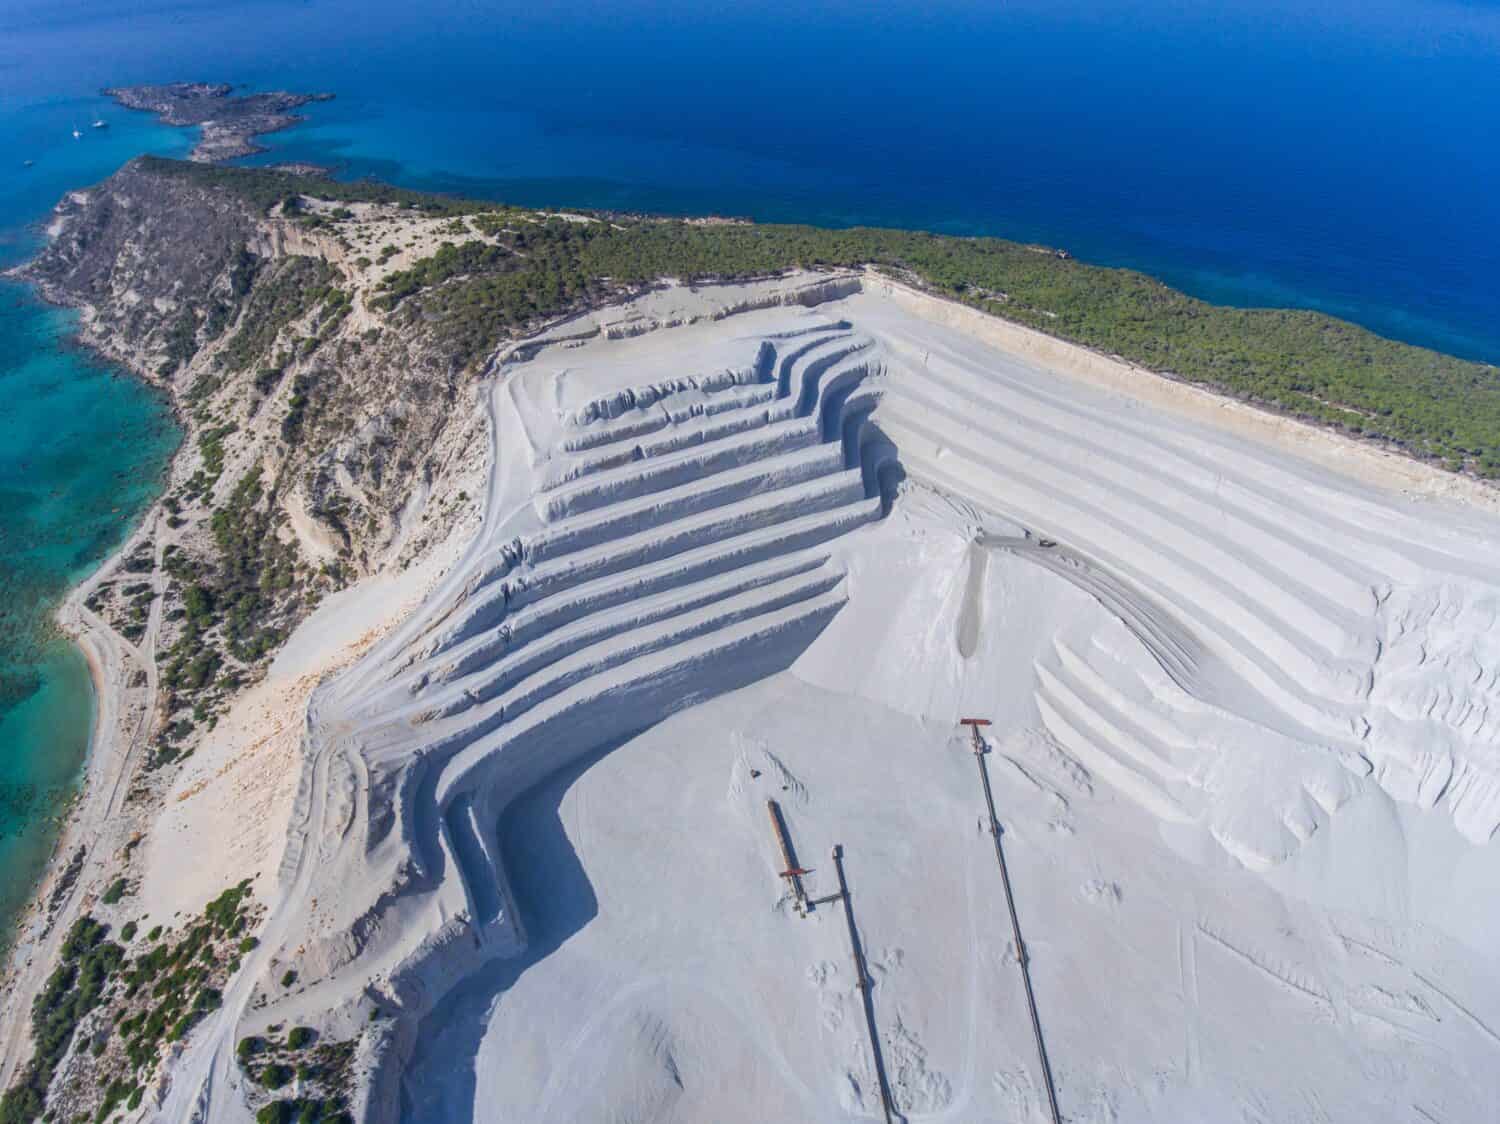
[71, 126, 82, 139]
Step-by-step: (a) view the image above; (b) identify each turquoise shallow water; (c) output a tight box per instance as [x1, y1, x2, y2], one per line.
[0, 289, 181, 933]
[0, 104, 187, 936]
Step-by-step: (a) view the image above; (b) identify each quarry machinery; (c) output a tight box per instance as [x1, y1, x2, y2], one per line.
[765, 799, 813, 915]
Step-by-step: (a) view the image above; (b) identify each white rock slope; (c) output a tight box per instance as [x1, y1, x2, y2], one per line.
[158, 279, 1500, 1124]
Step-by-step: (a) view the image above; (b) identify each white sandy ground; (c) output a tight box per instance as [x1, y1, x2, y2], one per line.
[0, 510, 169, 1094]
[14, 273, 1500, 1123]
[384, 288, 1500, 1124]
[137, 540, 468, 926]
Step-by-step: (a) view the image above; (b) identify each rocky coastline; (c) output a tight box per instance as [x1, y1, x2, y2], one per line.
[0, 152, 485, 1122]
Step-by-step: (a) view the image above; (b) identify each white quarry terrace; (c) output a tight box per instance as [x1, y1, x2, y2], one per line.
[160, 279, 1500, 1123]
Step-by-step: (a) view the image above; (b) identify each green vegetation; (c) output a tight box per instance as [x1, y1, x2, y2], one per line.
[159, 308, 201, 378]
[183, 422, 238, 500]
[92, 1076, 140, 1122]
[255, 1099, 351, 1124]
[0, 882, 258, 1122]
[206, 469, 300, 660]
[156, 462, 307, 757]
[87, 580, 156, 645]
[280, 373, 319, 445]
[219, 256, 335, 373]
[113, 888, 254, 1066]
[0, 918, 122, 1123]
[100, 879, 128, 906]
[145, 156, 1500, 474]
[369, 220, 1500, 473]
[204, 881, 253, 929]
[238, 1036, 356, 1123]
[187, 370, 223, 411]
[254, 365, 286, 397]
[137, 155, 486, 217]
[310, 287, 352, 342]
[228, 242, 261, 298]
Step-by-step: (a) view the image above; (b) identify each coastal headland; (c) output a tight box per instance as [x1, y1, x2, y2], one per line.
[1, 124, 1498, 1123]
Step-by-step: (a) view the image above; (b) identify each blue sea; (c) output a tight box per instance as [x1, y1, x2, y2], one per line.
[0, 0, 1497, 930]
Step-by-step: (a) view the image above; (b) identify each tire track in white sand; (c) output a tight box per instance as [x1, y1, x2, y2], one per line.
[1195, 923, 1334, 1015]
[864, 300, 1500, 857]
[893, 436, 1356, 741]
[902, 349, 1379, 623]
[880, 323, 1497, 583]
[886, 379, 1363, 665]
[1413, 972, 1500, 1050]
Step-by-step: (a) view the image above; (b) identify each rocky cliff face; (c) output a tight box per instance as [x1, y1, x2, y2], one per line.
[7, 159, 864, 1122]
[18, 155, 483, 773]
[3, 156, 494, 1124]
[24, 160, 259, 366]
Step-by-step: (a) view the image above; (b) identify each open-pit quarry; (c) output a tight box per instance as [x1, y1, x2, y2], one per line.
[148, 275, 1500, 1124]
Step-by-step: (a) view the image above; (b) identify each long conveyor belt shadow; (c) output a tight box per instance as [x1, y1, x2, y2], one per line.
[967, 724, 1063, 1124]
[832, 845, 902, 1124]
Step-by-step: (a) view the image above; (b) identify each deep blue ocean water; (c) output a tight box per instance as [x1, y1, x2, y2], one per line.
[0, 0, 1496, 930]
[7, 0, 1498, 360]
